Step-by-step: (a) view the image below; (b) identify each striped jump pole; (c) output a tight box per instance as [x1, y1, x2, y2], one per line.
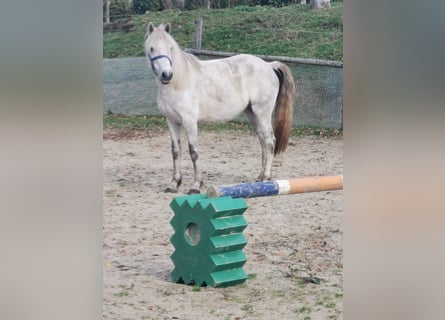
[207, 175, 343, 199]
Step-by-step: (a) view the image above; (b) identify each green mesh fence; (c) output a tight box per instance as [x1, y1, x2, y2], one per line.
[103, 56, 343, 129]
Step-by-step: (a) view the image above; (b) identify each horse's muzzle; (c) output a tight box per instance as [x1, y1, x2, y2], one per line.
[160, 71, 173, 84]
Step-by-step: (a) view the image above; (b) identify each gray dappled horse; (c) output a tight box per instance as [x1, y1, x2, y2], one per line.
[145, 23, 296, 194]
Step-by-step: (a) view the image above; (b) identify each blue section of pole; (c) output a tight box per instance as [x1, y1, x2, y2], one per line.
[216, 181, 280, 199]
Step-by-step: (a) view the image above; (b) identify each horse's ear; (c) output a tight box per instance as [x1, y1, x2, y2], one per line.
[147, 22, 155, 35]
[164, 23, 171, 34]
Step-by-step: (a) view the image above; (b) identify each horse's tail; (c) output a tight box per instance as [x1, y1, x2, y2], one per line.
[271, 61, 296, 155]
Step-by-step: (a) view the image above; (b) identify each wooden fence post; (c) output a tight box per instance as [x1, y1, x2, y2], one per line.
[195, 18, 203, 50]
[104, 0, 111, 24]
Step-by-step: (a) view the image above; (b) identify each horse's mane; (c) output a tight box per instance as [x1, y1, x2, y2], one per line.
[183, 52, 201, 70]
[170, 40, 202, 89]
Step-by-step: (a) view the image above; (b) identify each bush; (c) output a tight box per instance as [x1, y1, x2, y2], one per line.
[132, 0, 163, 14]
[109, 0, 132, 21]
[183, 0, 201, 10]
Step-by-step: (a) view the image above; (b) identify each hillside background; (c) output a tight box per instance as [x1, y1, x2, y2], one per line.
[103, 2, 343, 60]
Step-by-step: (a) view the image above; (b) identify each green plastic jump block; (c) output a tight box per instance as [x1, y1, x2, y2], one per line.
[169, 193, 248, 288]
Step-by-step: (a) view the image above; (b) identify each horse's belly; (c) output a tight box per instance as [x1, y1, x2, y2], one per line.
[198, 97, 246, 122]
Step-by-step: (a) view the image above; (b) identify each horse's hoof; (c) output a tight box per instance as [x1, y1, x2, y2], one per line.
[165, 187, 178, 193]
[187, 188, 201, 195]
[256, 175, 271, 182]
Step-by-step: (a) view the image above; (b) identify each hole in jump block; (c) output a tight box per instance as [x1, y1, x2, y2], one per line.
[184, 223, 200, 246]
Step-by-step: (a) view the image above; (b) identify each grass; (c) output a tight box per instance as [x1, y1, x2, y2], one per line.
[115, 290, 129, 297]
[299, 306, 311, 313]
[104, 189, 117, 197]
[104, 113, 168, 130]
[241, 304, 254, 314]
[192, 285, 201, 292]
[247, 273, 257, 280]
[272, 290, 286, 298]
[103, 114, 342, 137]
[104, 4, 343, 61]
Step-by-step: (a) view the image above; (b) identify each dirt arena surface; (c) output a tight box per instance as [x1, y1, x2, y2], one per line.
[103, 129, 343, 320]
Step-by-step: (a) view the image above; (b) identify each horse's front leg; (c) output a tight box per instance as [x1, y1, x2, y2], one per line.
[165, 120, 182, 193]
[184, 121, 203, 194]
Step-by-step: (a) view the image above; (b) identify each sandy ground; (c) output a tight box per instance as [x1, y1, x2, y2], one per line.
[103, 128, 343, 320]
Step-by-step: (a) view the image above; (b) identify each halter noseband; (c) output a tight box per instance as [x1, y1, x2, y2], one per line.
[149, 54, 173, 69]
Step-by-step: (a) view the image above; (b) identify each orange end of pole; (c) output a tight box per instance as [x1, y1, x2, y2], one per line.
[288, 175, 343, 194]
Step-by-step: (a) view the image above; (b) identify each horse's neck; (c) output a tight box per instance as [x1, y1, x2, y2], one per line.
[170, 50, 199, 90]
[175, 50, 189, 75]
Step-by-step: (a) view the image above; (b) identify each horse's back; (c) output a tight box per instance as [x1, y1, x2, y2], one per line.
[200, 54, 279, 99]
[202, 54, 274, 79]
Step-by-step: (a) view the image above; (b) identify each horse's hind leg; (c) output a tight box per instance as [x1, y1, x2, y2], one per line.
[184, 120, 203, 194]
[244, 105, 275, 181]
[165, 120, 182, 193]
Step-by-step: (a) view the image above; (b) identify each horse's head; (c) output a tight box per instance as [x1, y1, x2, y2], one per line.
[145, 23, 175, 85]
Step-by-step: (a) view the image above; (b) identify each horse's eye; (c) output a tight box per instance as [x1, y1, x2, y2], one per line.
[150, 47, 154, 53]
